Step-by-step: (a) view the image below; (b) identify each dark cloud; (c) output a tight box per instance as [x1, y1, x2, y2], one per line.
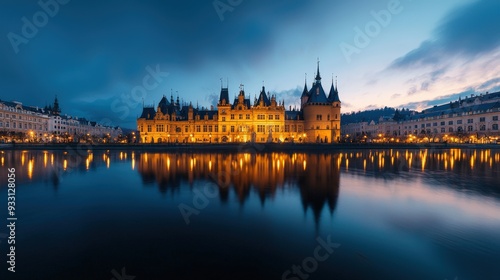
[390, 0, 500, 69]
[0, 0, 317, 128]
[477, 77, 500, 92]
[397, 87, 500, 111]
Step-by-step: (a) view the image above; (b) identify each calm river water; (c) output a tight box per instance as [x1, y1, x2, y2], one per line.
[0, 148, 499, 280]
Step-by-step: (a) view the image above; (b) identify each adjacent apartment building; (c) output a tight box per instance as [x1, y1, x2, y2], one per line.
[342, 91, 500, 142]
[0, 96, 122, 142]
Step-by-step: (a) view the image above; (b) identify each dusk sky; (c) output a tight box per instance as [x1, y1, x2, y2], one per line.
[1, 0, 500, 129]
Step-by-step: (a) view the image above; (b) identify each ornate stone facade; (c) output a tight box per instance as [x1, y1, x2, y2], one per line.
[137, 63, 342, 144]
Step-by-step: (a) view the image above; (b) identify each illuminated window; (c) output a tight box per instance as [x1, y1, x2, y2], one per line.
[230, 126, 235, 132]
[246, 114, 250, 119]
[275, 115, 280, 120]
[257, 125, 265, 133]
[222, 125, 226, 132]
[239, 114, 243, 120]
[269, 115, 273, 120]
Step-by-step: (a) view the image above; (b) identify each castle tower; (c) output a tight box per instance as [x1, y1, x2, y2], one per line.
[302, 60, 341, 143]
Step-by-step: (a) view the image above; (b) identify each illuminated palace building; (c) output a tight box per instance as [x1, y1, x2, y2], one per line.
[137, 62, 341, 144]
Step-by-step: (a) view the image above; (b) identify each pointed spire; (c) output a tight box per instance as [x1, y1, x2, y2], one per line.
[315, 58, 321, 82]
[52, 95, 61, 115]
[328, 75, 341, 103]
[301, 74, 309, 98]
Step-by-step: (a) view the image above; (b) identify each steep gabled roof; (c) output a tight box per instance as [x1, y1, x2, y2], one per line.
[219, 87, 230, 104]
[139, 107, 156, 120]
[257, 86, 271, 106]
[328, 82, 340, 103]
[232, 98, 251, 109]
[307, 82, 329, 104]
[301, 81, 309, 98]
[285, 110, 303, 120]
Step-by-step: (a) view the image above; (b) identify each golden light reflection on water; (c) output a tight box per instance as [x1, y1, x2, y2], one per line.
[1, 149, 499, 191]
[28, 159, 33, 179]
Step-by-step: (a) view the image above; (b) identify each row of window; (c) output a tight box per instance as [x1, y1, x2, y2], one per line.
[316, 114, 338, 121]
[141, 124, 305, 133]
[0, 122, 46, 130]
[402, 124, 500, 135]
[0, 113, 46, 122]
[405, 116, 499, 129]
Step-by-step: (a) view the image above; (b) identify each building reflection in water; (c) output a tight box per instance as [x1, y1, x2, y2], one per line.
[0, 149, 116, 189]
[1, 148, 499, 212]
[137, 152, 341, 222]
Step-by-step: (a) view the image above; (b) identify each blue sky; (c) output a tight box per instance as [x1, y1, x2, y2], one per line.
[1, 0, 500, 129]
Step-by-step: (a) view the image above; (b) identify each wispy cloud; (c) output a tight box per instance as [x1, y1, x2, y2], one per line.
[390, 0, 500, 69]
